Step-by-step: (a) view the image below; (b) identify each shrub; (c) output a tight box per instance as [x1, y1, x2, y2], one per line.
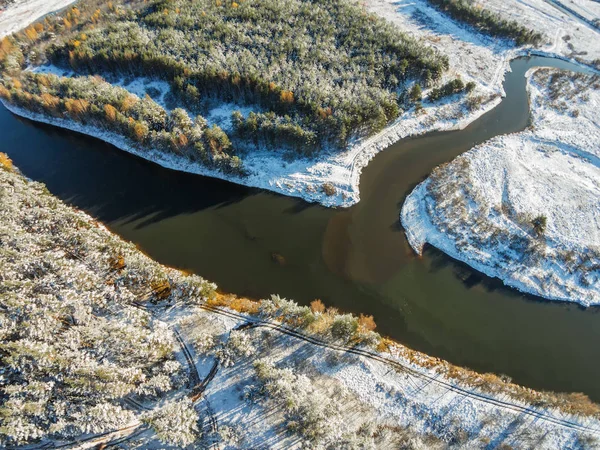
[331, 315, 359, 340]
[143, 399, 199, 446]
[429, 78, 465, 102]
[252, 359, 339, 444]
[310, 299, 326, 314]
[466, 94, 484, 111]
[0, 153, 14, 171]
[358, 314, 377, 332]
[531, 214, 547, 235]
[409, 83, 422, 102]
[213, 330, 256, 367]
[322, 182, 336, 196]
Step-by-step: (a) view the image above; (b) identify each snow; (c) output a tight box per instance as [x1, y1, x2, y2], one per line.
[0, 0, 77, 38]
[174, 306, 600, 449]
[402, 68, 600, 305]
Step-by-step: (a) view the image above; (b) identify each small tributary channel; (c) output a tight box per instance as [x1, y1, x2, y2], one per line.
[3, 55, 600, 400]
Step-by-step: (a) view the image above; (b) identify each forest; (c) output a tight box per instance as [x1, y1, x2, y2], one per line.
[0, 0, 450, 172]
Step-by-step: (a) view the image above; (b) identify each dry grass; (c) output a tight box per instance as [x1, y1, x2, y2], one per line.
[207, 292, 260, 315]
[358, 314, 377, 332]
[151, 279, 172, 301]
[389, 340, 600, 419]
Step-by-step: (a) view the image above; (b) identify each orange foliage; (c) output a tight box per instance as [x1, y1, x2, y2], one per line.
[133, 122, 148, 142]
[280, 90, 294, 103]
[37, 75, 51, 87]
[177, 133, 189, 148]
[0, 85, 11, 101]
[11, 78, 22, 90]
[232, 2, 239, 7]
[34, 23, 44, 33]
[24, 26, 38, 41]
[376, 337, 394, 353]
[0, 37, 13, 61]
[41, 93, 60, 111]
[317, 106, 332, 119]
[310, 299, 326, 314]
[68, 50, 78, 68]
[104, 104, 117, 121]
[90, 9, 102, 24]
[72, 40, 81, 48]
[63, 18, 72, 29]
[120, 95, 138, 113]
[0, 153, 14, 171]
[358, 314, 377, 332]
[207, 293, 260, 314]
[65, 98, 90, 117]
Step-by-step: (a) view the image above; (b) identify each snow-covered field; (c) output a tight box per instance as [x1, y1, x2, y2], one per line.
[402, 68, 600, 305]
[0, 0, 76, 38]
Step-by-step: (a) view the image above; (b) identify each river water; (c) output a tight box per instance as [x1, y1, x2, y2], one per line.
[2, 55, 600, 400]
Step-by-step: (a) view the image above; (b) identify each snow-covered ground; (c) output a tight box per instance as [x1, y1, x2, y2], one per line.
[0, 0, 76, 38]
[166, 303, 600, 449]
[402, 68, 600, 305]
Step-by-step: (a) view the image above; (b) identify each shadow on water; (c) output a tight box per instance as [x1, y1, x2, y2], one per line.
[3, 55, 600, 401]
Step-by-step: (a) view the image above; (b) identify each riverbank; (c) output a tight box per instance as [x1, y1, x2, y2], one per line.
[402, 68, 600, 305]
[2, 155, 600, 448]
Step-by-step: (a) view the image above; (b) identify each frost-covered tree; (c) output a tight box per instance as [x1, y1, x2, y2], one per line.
[0, 160, 215, 446]
[213, 330, 256, 367]
[143, 398, 200, 446]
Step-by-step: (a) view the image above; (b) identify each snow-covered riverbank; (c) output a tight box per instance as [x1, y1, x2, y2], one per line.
[2, 156, 599, 448]
[6, 65, 501, 207]
[402, 68, 600, 305]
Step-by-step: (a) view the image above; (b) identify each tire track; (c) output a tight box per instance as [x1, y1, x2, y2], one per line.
[197, 303, 600, 437]
[173, 327, 201, 387]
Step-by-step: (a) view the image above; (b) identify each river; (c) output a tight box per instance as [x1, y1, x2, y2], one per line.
[2, 55, 600, 401]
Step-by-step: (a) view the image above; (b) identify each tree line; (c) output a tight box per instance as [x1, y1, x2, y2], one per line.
[427, 0, 544, 46]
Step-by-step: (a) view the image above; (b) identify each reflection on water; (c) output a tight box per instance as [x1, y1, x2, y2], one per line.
[3, 56, 600, 401]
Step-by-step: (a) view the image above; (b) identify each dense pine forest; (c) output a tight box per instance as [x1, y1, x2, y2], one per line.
[0, 0, 449, 173]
